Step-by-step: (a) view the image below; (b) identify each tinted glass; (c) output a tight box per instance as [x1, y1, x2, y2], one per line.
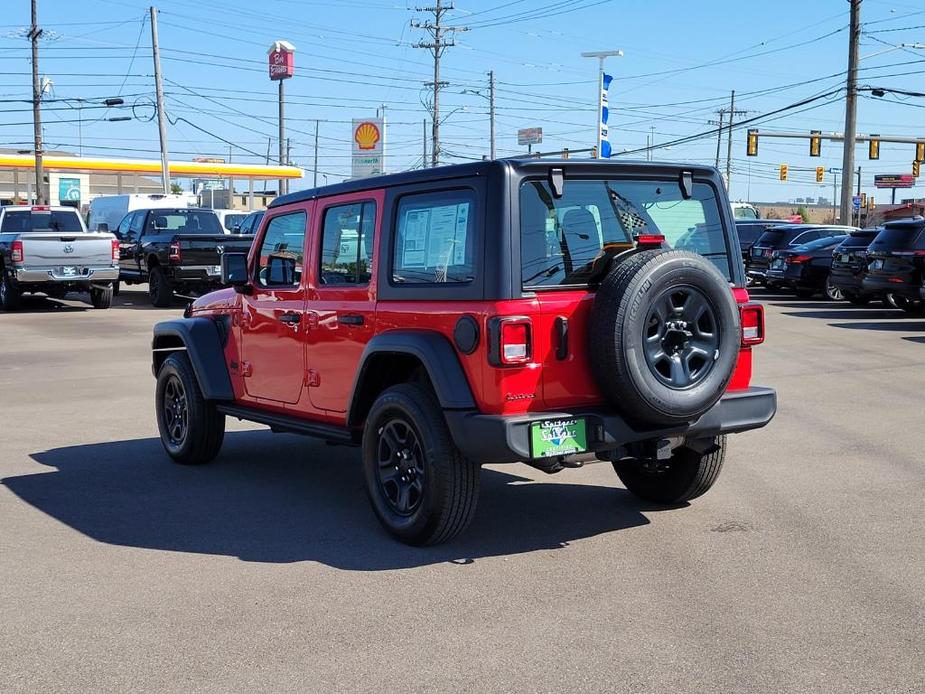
[242, 211, 264, 235]
[1, 210, 83, 233]
[320, 201, 376, 285]
[869, 226, 924, 250]
[145, 210, 223, 235]
[255, 212, 306, 288]
[116, 213, 134, 237]
[799, 235, 846, 251]
[393, 189, 476, 284]
[129, 211, 145, 235]
[754, 230, 786, 247]
[521, 178, 731, 287]
[838, 231, 877, 248]
[736, 222, 776, 245]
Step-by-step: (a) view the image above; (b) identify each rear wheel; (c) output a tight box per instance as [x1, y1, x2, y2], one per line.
[0, 271, 21, 311]
[148, 266, 173, 307]
[892, 295, 925, 316]
[112, 280, 121, 297]
[613, 436, 726, 504]
[824, 276, 843, 301]
[362, 383, 479, 545]
[90, 285, 113, 309]
[155, 352, 225, 465]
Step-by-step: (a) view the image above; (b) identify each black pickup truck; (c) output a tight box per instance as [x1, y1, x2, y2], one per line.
[114, 208, 252, 306]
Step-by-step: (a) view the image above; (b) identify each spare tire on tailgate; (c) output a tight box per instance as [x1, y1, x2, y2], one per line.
[589, 249, 740, 427]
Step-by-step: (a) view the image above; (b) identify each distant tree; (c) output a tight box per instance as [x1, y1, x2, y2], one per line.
[795, 206, 809, 223]
[170, 183, 183, 195]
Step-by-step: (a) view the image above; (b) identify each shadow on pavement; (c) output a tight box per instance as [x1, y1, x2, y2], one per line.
[8, 294, 90, 313]
[781, 309, 912, 321]
[902, 336, 925, 344]
[5, 431, 658, 569]
[830, 320, 925, 332]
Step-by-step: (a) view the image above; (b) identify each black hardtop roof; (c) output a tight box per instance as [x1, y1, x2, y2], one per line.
[881, 216, 924, 230]
[269, 158, 722, 208]
[735, 218, 789, 225]
[765, 223, 856, 233]
[142, 207, 215, 214]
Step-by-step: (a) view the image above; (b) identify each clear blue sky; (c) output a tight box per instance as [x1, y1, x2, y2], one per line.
[1, 0, 924, 204]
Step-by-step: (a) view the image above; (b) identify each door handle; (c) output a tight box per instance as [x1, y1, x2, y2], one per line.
[337, 314, 364, 326]
[279, 312, 301, 325]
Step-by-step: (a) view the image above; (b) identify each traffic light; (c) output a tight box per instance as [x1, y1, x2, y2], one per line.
[869, 135, 880, 160]
[914, 160, 921, 178]
[916, 141, 924, 163]
[815, 166, 824, 183]
[868, 196, 875, 210]
[746, 129, 758, 157]
[809, 130, 822, 157]
[861, 192, 867, 208]
[779, 164, 788, 181]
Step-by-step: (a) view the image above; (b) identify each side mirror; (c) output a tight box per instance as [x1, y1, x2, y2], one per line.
[221, 253, 250, 292]
[97, 222, 110, 232]
[231, 223, 241, 234]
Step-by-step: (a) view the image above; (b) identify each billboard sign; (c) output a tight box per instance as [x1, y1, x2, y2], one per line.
[517, 127, 543, 146]
[874, 174, 915, 189]
[352, 118, 385, 179]
[58, 177, 81, 203]
[267, 40, 295, 80]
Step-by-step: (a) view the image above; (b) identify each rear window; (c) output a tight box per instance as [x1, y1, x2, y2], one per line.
[754, 230, 786, 247]
[839, 231, 878, 248]
[869, 225, 925, 250]
[145, 210, 222, 235]
[520, 178, 731, 287]
[1, 209, 83, 233]
[736, 223, 775, 245]
[222, 214, 245, 232]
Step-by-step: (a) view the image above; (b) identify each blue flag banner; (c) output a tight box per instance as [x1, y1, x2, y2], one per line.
[599, 72, 613, 159]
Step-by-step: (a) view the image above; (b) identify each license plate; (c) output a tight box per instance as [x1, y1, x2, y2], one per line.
[530, 418, 587, 458]
[840, 254, 850, 263]
[62, 266, 77, 277]
[771, 259, 784, 269]
[210, 265, 221, 275]
[870, 259, 883, 270]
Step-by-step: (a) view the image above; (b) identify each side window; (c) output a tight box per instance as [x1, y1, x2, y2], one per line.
[116, 212, 134, 238]
[129, 212, 145, 237]
[320, 201, 376, 285]
[255, 211, 306, 289]
[392, 189, 477, 284]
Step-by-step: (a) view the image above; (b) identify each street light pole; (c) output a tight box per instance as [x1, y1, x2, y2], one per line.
[150, 6, 171, 195]
[581, 50, 623, 158]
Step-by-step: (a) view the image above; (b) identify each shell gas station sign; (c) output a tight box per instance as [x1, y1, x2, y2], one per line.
[352, 118, 385, 179]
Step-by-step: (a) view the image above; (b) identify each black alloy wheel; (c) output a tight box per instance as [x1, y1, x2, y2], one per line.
[375, 418, 426, 516]
[162, 374, 189, 447]
[643, 285, 719, 390]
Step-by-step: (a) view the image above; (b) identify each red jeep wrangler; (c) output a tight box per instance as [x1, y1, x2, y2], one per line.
[152, 160, 775, 545]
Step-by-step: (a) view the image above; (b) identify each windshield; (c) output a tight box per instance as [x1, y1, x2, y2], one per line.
[223, 214, 245, 232]
[520, 178, 731, 287]
[145, 210, 223, 235]
[732, 204, 759, 220]
[1, 209, 84, 233]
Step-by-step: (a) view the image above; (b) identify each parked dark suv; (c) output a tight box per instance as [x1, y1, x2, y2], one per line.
[150, 160, 776, 545]
[748, 224, 856, 286]
[863, 217, 925, 313]
[829, 228, 880, 305]
[735, 219, 788, 282]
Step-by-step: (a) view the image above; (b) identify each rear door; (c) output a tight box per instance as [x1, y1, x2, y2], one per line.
[304, 192, 381, 412]
[239, 206, 311, 405]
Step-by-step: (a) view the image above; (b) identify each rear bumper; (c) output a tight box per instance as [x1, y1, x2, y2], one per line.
[12, 266, 119, 284]
[829, 270, 865, 294]
[169, 265, 225, 284]
[444, 386, 777, 464]
[862, 275, 920, 300]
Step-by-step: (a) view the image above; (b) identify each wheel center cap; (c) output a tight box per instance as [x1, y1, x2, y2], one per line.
[662, 322, 692, 354]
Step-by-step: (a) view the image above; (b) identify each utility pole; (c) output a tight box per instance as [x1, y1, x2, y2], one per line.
[422, 119, 427, 169]
[856, 166, 862, 226]
[712, 109, 725, 170]
[413, 0, 467, 168]
[30, 0, 45, 204]
[488, 70, 496, 160]
[278, 79, 286, 195]
[840, 0, 862, 225]
[313, 120, 319, 188]
[150, 6, 170, 195]
[724, 91, 746, 189]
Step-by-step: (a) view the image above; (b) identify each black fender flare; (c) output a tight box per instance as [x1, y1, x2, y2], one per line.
[151, 318, 233, 400]
[347, 330, 476, 425]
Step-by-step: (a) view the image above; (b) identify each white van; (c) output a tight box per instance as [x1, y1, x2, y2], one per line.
[211, 208, 248, 234]
[87, 194, 192, 232]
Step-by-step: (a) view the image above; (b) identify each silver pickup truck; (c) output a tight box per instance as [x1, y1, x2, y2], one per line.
[0, 205, 119, 310]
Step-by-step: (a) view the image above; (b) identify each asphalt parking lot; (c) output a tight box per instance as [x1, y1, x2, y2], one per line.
[1, 285, 923, 694]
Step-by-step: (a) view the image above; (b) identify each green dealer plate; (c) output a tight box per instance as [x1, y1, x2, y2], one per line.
[530, 418, 588, 458]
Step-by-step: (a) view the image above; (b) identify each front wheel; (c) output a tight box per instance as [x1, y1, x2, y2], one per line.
[613, 436, 726, 504]
[890, 294, 925, 315]
[362, 383, 479, 546]
[155, 352, 225, 465]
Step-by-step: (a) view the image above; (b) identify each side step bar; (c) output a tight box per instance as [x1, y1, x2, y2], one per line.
[216, 403, 357, 445]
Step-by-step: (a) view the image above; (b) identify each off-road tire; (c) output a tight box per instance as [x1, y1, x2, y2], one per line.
[149, 266, 174, 307]
[0, 271, 21, 311]
[112, 280, 121, 297]
[589, 250, 741, 427]
[155, 352, 225, 465]
[613, 436, 727, 504]
[362, 383, 479, 546]
[90, 285, 113, 309]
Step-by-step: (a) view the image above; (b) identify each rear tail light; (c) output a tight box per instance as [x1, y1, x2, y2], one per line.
[892, 250, 925, 257]
[786, 254, 812, 265]
[168, 241, 182, 263]
[11, 240, 24, 263]
[740, 303, 764, 346]
[30, 205, 49, 212]
[489, 317, 532, 366]
[635, 234, 665, 246]
[111, 239, 120, 262]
